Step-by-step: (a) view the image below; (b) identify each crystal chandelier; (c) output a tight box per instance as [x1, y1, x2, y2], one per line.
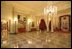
[44, 4, 57, 16]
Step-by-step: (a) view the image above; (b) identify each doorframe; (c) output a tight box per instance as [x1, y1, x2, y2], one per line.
[59, 15, 71, 31]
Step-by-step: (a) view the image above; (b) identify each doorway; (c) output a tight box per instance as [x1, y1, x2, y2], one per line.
[49, 21, 51, 32]
[18, 15, 27, 33]
[59, 15, 70, 32]
[39, 19, 47, 31]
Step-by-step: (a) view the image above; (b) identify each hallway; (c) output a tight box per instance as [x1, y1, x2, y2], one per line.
[1, 1, 71, 48]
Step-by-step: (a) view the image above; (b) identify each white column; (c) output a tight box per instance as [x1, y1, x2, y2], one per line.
[27, 22, 30, 32]
[47, 15, 49, 32]
[44, 15, 48, 32]
[51, 17, 54, 32]
[10, 20, 14, 33]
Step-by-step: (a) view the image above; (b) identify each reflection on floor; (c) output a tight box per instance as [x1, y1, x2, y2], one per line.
[3, 31, 71, 48]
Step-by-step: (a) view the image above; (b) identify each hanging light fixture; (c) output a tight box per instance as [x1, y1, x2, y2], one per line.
[44, 5, 57, 16]
[44, 1, 57, 16]
[44, 1, 57, 32]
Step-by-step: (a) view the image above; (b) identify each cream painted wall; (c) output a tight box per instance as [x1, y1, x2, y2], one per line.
[1, 2, 15, 33]
[1, 2, 12, 20]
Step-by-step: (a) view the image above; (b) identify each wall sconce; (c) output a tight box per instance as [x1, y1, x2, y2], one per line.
[1, 20, 7, 24]
[27, 18, 32, 25]
[14, 17, 18, 22]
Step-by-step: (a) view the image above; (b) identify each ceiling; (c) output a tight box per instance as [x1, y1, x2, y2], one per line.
[1, 1, 71, 16]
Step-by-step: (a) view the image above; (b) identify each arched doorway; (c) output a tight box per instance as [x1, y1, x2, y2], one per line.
[18, 15, 27, 33]
[39, 19, 47, 31]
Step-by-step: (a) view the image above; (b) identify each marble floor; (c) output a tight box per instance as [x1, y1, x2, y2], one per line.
[2, 31, 71, 48]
